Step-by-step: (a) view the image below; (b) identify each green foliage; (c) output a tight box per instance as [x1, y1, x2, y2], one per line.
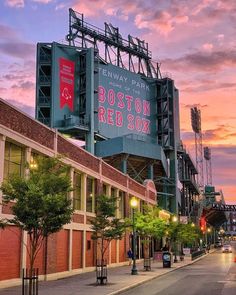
[130, 205, 168, 258]
[176, 223, 201, 245]
[0, 220, 6, 229]
[91, 195, 126, 261]
[167, 220, 201, 250]
[135, 205, 167, 240]
[0, 156, 74, 271]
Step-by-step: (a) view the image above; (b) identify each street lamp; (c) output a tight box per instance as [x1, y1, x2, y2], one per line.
[172, 215, 178, 263]
[130, 197, 138, 275]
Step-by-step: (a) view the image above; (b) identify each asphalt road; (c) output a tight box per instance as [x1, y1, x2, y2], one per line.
[121, 242, 236, 295]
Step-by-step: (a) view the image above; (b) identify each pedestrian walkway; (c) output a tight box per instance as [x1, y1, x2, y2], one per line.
[0, 253, 211, 295]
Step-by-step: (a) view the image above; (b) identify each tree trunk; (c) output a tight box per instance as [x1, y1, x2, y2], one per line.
[44, 236, 48, 281]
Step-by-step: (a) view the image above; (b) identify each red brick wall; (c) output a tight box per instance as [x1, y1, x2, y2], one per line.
[57, 136, 100, 173]
[85, 232, 94, 267]
[128, 178, 146, 195]
[26, 237, 45, 275]
[47, 234, 57, 274]
[72, 214, 84, 224]
[148, 191, 156, 201]
[0, 100, 54, 149]
[0, 226, 21, 280]
[111, 240, 117, 264]
[119, 237, 126, 263]
[56, 230, 69, 273]
[2, 202, 14, 214]
[102, 162, 127, 186]
[72, 230, 83, 269]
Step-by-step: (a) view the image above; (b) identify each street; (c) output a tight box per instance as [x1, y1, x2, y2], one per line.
[121, 242, 236, 295]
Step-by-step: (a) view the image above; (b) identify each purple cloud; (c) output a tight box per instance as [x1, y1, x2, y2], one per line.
[0, 42, 35, 59]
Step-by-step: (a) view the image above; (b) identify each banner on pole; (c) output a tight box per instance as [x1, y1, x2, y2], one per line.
[59, 58, 75, 111]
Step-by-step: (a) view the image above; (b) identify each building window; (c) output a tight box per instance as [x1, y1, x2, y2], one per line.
[111, 187, 116, 199]
[29, 153, 39, 170]
[86, 177, 95, 213]
[87, 240, 91, 250]
[118, 191, 125, 218]
[102, 183, 107, 195]
[4, 142, 24, 180]
[140, 200, 146, 213]
[73, 172, 82, 210]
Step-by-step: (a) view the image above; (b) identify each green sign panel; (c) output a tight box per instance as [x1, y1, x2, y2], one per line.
[97, 63, 156, 140]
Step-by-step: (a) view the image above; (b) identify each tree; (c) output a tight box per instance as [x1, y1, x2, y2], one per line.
[177, 223, 201, 247]
[0, 220, 6, 229]
[91, 195, 126, 266]
[168, 221, 201, 256]
[135, 206, 168, 258]
[0, 156, 73, 291]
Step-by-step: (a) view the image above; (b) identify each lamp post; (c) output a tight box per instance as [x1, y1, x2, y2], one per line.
[130, 197, 138, 275]
[172, 215, 178, 263]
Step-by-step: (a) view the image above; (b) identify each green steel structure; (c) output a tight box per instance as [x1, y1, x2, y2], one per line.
[36, 9, 201, 216]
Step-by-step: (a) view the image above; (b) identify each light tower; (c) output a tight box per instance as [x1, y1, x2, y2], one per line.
[191, 106, 204, 191]
[204, 147, 212, 185]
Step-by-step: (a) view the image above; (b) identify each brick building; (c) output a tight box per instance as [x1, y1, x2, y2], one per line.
[0, 98, 157, 287]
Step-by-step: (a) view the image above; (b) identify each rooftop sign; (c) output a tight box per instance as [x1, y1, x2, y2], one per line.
[212, 203, 236, 211]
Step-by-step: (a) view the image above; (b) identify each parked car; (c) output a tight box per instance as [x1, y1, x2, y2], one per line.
[214, 242, 222, 248]
[222, 244, 232, 253]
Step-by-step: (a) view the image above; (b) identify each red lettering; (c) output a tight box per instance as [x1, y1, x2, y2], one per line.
[135, 98, 142, 114]
[116, 111, 123, 127]
[135, 116, 142, 131]
[143, 100, 150, 116]
[142, 118, 150, 134]
[125, 95, 133, 111]
[98, 106, 106, 123]
[117, 92, 125, 109]
[107, 108, 114, 125]
[108, 89, 115, 106]
[98, 86, 106, 103]
[127, 114, 134, 130]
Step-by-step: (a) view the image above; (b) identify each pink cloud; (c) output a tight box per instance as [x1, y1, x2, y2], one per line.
[71, 0, 139, 22]
[0, 24, 18, 39]
[163, 49, 236, 73]
[32, 0, 53, 3]
[4, 0, 24, 8]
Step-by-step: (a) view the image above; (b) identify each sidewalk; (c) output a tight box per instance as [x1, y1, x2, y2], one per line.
[0, 253, 210, 295]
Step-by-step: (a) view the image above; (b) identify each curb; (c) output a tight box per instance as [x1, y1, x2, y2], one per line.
[107, 253, 210, 295]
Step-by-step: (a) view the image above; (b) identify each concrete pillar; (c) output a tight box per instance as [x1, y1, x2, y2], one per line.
[69, 168, 74, 207]
[82, 230, 86, 269]
[82, 174, 87, 269]
[21, 231, 28, 273]
[116, 240, 119, 263]
[69, 229, 73, 271]
[82, 174, 87, 212]
[107, 184, 111, 197]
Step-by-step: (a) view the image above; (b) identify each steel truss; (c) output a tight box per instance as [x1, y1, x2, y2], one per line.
[66, 8, 161, 79]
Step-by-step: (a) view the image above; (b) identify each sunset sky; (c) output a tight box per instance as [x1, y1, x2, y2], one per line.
[0, 0, 235, 203]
